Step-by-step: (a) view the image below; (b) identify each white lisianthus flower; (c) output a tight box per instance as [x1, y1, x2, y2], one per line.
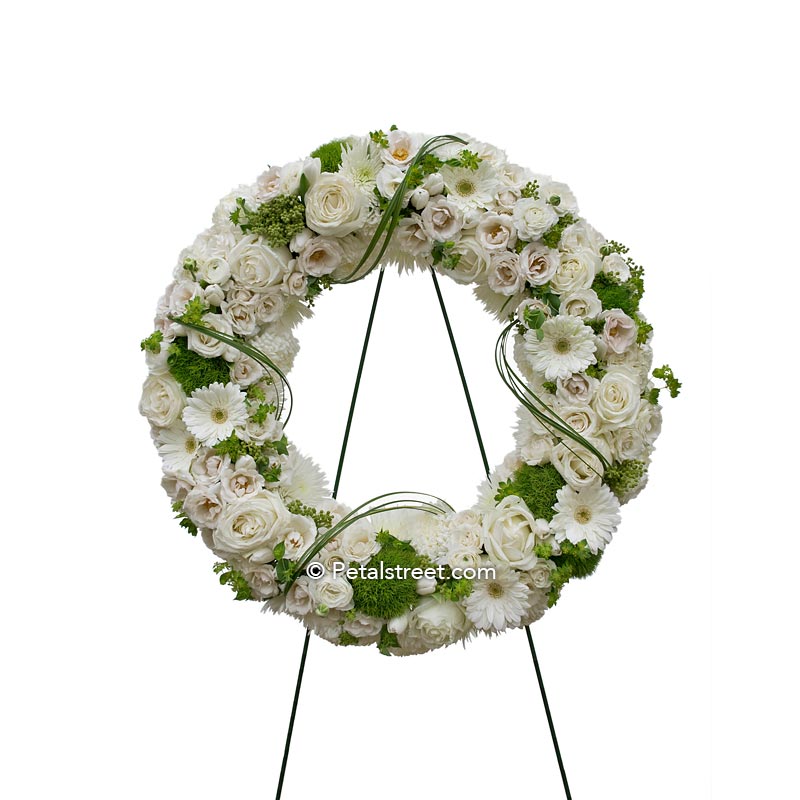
[157, 421, 200, 473]
[190, 450, 231, 485]
[560, 289, 602, 320]
[463, 563, 532, 632]
[140, 374, 185, 428]
[182, 382, 248, 445]
[296, 237, 344, 277]
[488, 251, 526, 296]
[279, 157, 320, 195]
[283, 575, 316, 616]
[421, 195, 463, 241]
[550, 441, 609, 490]
[519, 242, 559, 286]
[524, 315, 597, 380]
[538, 181, 578, 217]
[255, 166, 282, 203]
[441, 161, 497, 211]
[550, 249, 600, 294]
[481, 496, 543, 570]
[184, 484, 224, 529]
[394, 215, 432, 269]
[550, 483, 621, 554]
[277, 513, 316, 559]
[381, 129, 420, 166]
[304, 174, 368, 238]
[475, 213, 517, 252]
[166, 280, 203, 317]
[310, 575, 354, 612]
[601, 309, 638, 354]
[512, 197, 558, 240]
[228, 234, 289, 290]
[592, 367, 641, 429]
[219, 455, 266, 503]
[400, 596, 471, 652]
[376, 164, 406, 200]
[212, 491, 291, 562]
[339, 137, 383, 194]
[602, 252, 631, 281]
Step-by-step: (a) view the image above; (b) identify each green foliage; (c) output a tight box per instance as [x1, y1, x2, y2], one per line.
[178, 297, 209, 326]
[547, 540, 604, 606]
[521, 180, 540, 200]
[286, 500, 334, 530]
[248, 402, 275, 425]
[230, 195, 306, 248]
[167, 337, 230, 395]
[523, 306, 548, 336]
[542, 381, 557, 394]
[604, 459, 647, 500]
[338, 631, 360, 646]
[534, 542, 554, 558]
[213, 562, 253, 601]
[586, 363, 607, 380]
[181, 257, 198, 277]
[431, 240, 462, 270]
[140, 330, 163, 354]
[495, 464, 566, 522]
[547, 194, 561, 207]
[437, 577, 473, 602]
[305, 274, 333, 306]
[456, 149, 481, 170]
[653, 364, 682, 398]
[369, 129, 390, 148]
[592, 272, 641, 317]
[351, 531, 424, 620]
[378, 626, 400, 656]
[212, 433, 285, 480]
[172, 500, 198, 536]
[599, 240, 630, 257]
[541, 213, 576, 248]
[311, 139, 347, 173]
[636, 316, 654, 344]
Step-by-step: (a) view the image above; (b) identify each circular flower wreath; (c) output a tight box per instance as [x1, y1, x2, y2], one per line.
[140, 130, 680, 656]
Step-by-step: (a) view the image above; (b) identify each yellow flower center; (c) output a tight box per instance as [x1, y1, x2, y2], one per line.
[555, 337, 571, 354]
[456, 179, 475, 196]
[392, 146, 409, 161]
[574, 506, 592, 524]
[184, 437, 197, 453]
[212, 408, 228, 424]
[487, 582, 504, 599]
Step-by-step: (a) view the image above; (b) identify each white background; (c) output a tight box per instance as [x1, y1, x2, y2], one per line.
[1, 2, 796, 798]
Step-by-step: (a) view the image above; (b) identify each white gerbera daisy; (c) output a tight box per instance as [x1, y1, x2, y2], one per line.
[157, 421, 200, 472]
[524, 314, 597, 380]
[550, 483, 621, 554]
[339, 137, 383, 195]
[463, 564, 532, 632]
[182, 382, 248, 445]
[441, 161, 497, 210]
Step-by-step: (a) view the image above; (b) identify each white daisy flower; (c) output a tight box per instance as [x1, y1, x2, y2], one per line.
[550, 483, 621, 554]
[463, 564, 532, 632]
[441, 161, 497, 210]
[157, 421, 200, 473]
[523, 314, 597, 380]
[182, 382, 248, 445]
[339, 137, 383, 195]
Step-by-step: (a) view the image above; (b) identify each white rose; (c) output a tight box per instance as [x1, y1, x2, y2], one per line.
[488, 251, 526, 296]
[277, 513, 317, 560]
[555, 403, 600, 438]
[166, 280, 203, 317]
[343, 613, 383, 639]
[284, 575, 315, 615]
[395, 215, 432, 258]
[228, 234, 289, 290]
[475, 213, 517, 252]
[186, 313, 234, 360]
[296, 237, 344, 277]
[550, 249, 600, 294]
[282, 270, 308, 297]
[140, 374, 184, 428]
[421, 195, 463, 241]
[339, 524, 380, 564]
[190, 450, 231, 484]
[601, 309, 638, 354]
[253, 289, 286, 324]
[311, 575, 354, 611]
[516, 297, 552, 325]
[279, 157, 320, 194]
[221, 297, 258, 337]
[481, 496, 542, 570]
[551, 441, 609, 489]
[239, 562, 279, 600]
[442, 236, 491, 284]
[404, 596, 470, 650]
[212, 492, 291, 562]
[304, 174, 368, 238]
[512, 197, 558, 240]
[197, 256, 231, 286]
[528, 557, 556, 589]
[229, 355, 264, 387]
[636, 399, 663, 445]
[519, 242, 559, 286]
[559, 220, 605, 254]
[593, 367, 641, 429]
[602, 252, 631, 281]
[560, 289, 602, 319]
[255, 166, 282, 203]
[610, 427, 646, 461]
